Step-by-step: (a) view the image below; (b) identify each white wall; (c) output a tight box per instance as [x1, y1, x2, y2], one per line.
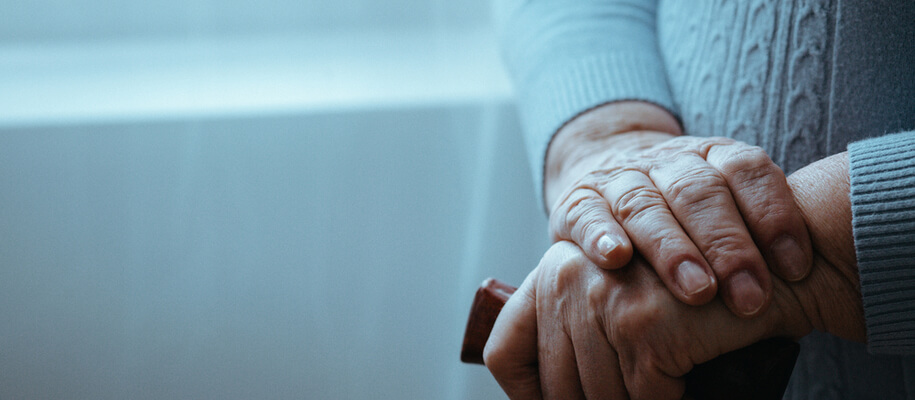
[1, 0, 491, 42]
[0, 104, 550, 399]
[0, 2, 546, 397]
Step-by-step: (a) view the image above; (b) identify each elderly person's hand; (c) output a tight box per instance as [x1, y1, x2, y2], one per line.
[488, 152, 861, 399]
[545, 102, 814, 317]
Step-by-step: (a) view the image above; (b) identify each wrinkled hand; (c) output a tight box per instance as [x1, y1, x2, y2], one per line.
[546, 102, 813, 316]
[484, 241, 812, 400]
[486, 152, 863, 400]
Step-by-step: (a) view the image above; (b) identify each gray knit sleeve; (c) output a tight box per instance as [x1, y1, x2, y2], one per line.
[494, 0, 676, 207]
[848, 130, 915, 354]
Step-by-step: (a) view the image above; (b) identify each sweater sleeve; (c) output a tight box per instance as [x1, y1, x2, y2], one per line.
[848, 130, 915, 354]
[494, 0, 677, 208]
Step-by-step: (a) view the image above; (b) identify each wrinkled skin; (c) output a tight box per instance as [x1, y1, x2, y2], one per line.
[485, 151, 863, 400]
[545, 102, 814, 317]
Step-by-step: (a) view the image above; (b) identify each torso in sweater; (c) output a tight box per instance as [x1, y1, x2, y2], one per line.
[656, 1, 915, 398]
[657, 0, 914, 174]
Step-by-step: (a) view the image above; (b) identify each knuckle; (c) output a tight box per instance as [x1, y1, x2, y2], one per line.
[663, 170, 729, 209]
[651, 136, 732, 158]
[539, 245, 590, 295]
[655, 135, 700, 151]
[551, 199, 580, 238]
[643, 142, 690, 160]
[586, 276, 610, 318]
[551, 177, 618, 241]
[583, 165, 629, 184]
[696, 136, 737, 154]
[573, 214, 606, 243]
[717, 145, 778, 181]
[482, 340, 508, 373]
[613, 185, 667, 225]
[747, 201, 795, 228]
[550, 188, 590, 237]
[566, 196, 607, 239]
[702, 234, 761, 271]
[612, 294, 664, 343]
[653, 228, 691, 255]
[535, 249, 591, 321]
[553, 255, 584, 293]
[706, 233, 747, 256]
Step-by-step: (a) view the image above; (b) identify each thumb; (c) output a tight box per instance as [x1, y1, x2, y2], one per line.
[484, 269, 542, 399]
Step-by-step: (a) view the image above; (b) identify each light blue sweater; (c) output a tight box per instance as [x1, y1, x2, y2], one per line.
[497, 0, 915, 397]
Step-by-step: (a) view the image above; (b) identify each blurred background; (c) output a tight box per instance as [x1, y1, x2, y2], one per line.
[0, 0, 550, 398]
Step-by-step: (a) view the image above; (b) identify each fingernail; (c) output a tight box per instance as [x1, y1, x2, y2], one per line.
[676, 260, 711, 296]
[597, 235, 619, 257]
[727, 271, 766, 316]
[771, 235, 807, 280]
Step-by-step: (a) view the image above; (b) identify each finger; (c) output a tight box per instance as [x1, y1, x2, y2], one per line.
[649, 153, 771, 317]
[484, 270, 542, 399]
[572, 333, 628, 400]
[538, 307, 586, 400]
[607, 257, 687, 400]
[573, 274, 629, 400]
[705, 142, 813, 281]
[597, 169, 718, 306]
[534, 243, 589, 400]
[550, 187, 633, 269]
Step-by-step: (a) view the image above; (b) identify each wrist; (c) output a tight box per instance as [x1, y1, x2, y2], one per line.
[544, 101, 682, 210]
[779, 152, 865, 342]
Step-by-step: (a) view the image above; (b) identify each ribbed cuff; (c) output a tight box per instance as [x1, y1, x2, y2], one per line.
[849, 130, 915, 354]
[517, 52, 676, 211]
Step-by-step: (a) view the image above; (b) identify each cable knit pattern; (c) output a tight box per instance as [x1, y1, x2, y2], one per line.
[725, 0, 777, 149]
[659, 0, 835, 174]
[780, 0, 832, 172]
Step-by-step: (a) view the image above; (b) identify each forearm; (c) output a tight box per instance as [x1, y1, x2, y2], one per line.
[496, 0, 676, 210]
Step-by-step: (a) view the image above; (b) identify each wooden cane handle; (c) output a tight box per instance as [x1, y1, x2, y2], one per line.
[461, 278, 799, 400]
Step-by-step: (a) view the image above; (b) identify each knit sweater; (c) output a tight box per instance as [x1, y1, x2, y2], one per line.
[496, 0, 915, 397]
